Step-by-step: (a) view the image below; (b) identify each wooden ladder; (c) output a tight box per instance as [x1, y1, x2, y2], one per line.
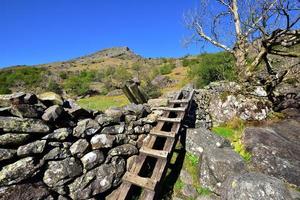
[113, 89, 194, 200]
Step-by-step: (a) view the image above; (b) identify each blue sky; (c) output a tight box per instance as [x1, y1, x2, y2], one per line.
[0, 0, 221, 68]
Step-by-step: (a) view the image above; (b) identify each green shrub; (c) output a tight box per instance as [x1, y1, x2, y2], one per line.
[141, 79, 161, 98]
[159, 63, 175, 75]
[188, 52, 236, 88]
[48, 80, 62, 94]
[0, 66, 45, 94]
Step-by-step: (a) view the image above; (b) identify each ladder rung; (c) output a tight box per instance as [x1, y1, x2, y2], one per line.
[157, 117, 181, 123]
[122, 172, 157, 191]
[169, 99, 189, 104]
[151, 107, 186, 112]
[150, 130, 176, 138]
[140, 146, 168, 159]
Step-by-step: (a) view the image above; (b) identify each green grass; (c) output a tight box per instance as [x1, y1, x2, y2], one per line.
[196, 187, 211, 196]
[174, 179, 185, 190]
[77, 95, 129, 111]
[212, 118, 252, 161]
[186, 152, 199, 167]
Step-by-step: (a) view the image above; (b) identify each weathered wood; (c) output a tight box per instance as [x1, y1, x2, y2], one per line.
[122, 172, 157, 191]
[169, 99, 189, 104]
[151, 107, 186, 112]
[140, 146, 168, 159]
[122, 84, 138, 104]
[129, 83, 147, 104]
[150, 129, 176, 138]
[157, 117, 182, 123]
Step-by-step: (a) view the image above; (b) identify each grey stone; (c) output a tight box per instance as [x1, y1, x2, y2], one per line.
[180, 169, 193, 185]
[221, 172, 293, 200]
[38, 92, 64, 105]
[101, 123, 125, 135]
[242, 119, 300, 187]
[0, 133, 31, 146]
[123, 103, 147, 118]
[23, 93, 38, 104]
[10, 104, 45, 118]
[80, 150, 105, 172]
[0, 117, 51, 133]
[107, 144, 138, 160]
[65, 104, 92, 119]
[95, 114, 120, 127]
[43, 147, 71, 161]
[43, 157, 82, 188]
[0, 157, 41, 186]
[42, 105, 63, 122]
[0, 148, 16, 161]
[73, 119, 101, 138]
[186, 128, 230, 157]
[0, 92, 25, 107]
[70, 139, 89, 158]
[0, 106, 11, 116]
[90, 134, 115, 149]
[42, 128, 71, 141]
[181, 184, 198, 198]
[0, 181, 50, 200]
[199, 147, 246, 194]
[69, 157, 125, 199]
[105, 107, 123, 120]
[196, 194, 220, 200]
[17, 140, 46, 156]
[147, 98, 169, 107]
[134, 126, 144, 134]
[125, 115, 137, 123]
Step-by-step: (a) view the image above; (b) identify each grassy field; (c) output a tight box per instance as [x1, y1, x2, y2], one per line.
[77, 95, 129, 111]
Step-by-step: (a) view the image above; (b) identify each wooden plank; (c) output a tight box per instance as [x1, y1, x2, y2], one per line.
[129, 83, 147, 104]
[157, 117, 181, 123]
[150, 129, 176, 138]
[122, 172, 157, 191]
[122, 84, 138, 104]
[169, 99, 189, 104]
[140, 146, 168, 159]
[151, 107, 186, 112]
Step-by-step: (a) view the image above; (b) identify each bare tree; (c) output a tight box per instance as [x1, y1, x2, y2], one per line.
[184, 0, 300, 79]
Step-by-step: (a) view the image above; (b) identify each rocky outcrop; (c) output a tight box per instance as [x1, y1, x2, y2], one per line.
[221, 172, 293, 200]
[0, 92, 157, 199]
[242, 119, 300, 187]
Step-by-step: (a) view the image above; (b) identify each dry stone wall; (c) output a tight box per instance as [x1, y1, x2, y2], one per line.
[0, 92, 159, 200]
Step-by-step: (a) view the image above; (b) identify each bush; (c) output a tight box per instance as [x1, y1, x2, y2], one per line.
[0, 67, 45, 94]
[141, 79, 161, 98]
[188, 52, 236, 88]
[48, 80, 62, 94]
[158, 63, 176, 75]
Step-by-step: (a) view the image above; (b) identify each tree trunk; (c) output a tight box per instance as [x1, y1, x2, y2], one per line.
[233, 38, 251, 80]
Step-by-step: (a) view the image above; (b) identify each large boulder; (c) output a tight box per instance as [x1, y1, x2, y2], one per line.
[186, 128, 230, 157]
[221, 172, 292, 200]
[0, 181, 50, 200]
[17, 140, 47, 156]
[0, 157, 41, 186]
[43, 157, 82, 189]
[242, 119, 300, 186]
[0, 117, 50, 133]
[123, 103, 148, 119]
[68, 157, 125, 199]
[208, 94, 271, 125]
[73, 119, 101, 138]
[199, 148, 246, 194]
[95, 114, 120, 127]
[0, 133, 31, 146]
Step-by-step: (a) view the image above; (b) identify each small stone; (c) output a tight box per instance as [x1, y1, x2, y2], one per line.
[73, 119, 101, 138]
[181, 184, 197, 198]
[70, 139, 89, 158]
[95, 114, 120, 126]
[0, 148, 16, 161]
[81, 150, 105, 171]
[108, 144, 138, 157]
[43, 147, 71, 161]
[101, 123, 125, 135]
[17, 140, 47, 156]
[134, 126, 144, 134]
[42, 128, 71, 141]
[180, 169, 193, 185]
[90, 134, 115, 149]
[0, 133, 31, 146]
[42, 105, 63, 122]
[38, 92, 64, 106]
[10, 104, 45, 118]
